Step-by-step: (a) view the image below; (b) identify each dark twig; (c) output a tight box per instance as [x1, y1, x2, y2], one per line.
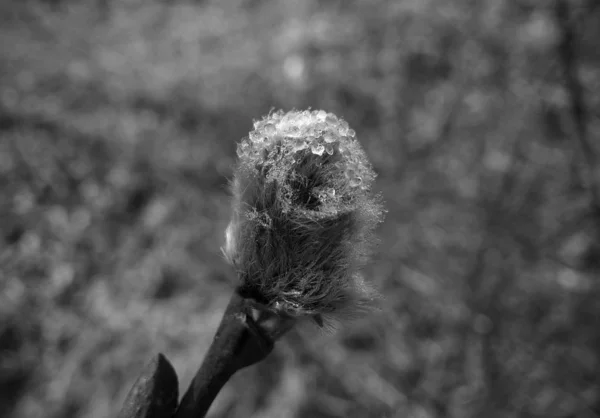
[117, 353, 179, 418]
[117, 290, 296, 418]
[174, 289, 294, 418]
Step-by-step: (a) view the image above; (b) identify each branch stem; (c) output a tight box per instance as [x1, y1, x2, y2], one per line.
[173, 290, 275, 418]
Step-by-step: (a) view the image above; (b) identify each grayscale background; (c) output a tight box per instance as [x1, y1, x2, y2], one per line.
[1, 0, 599, 417]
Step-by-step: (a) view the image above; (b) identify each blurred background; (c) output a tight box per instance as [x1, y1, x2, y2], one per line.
[1, 0, 600, 417]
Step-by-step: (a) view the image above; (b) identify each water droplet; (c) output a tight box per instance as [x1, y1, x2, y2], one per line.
[315, 121, 327, 132]
[250, 133, 265, 144]
[249, 131, 260, 142]
[237, 142, 250, 158]
[338, 120, 349, 134]
[349, 176, 362, 188]
[325, 113, 337, 125]
[325, 143, 334, 155]
[323, 132, 337, 143]
[292, 138, 307, 152]
[264, 123, 276, 135]
[288, 125, 300, 137]
[316, 110, 327, 121]
[311, 143, 325, 156]
[281, 112, 294, 124]
[346, 129, 356, 139]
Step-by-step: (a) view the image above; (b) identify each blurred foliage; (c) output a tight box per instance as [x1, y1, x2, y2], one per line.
[1, 0, 600, 417]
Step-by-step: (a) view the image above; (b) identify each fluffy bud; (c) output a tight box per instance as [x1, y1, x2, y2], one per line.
[224, 110, 384, 326]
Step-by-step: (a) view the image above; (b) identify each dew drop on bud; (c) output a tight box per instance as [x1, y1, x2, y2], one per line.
[288, 125, 300, 137]
[325, 113, 337, 125]
[338, 119, 349, 134]
[325, 143, 334, 155]
[292, 138, 307, 152]
[264, 123, 276, 135]
[323, 132, 337, 143]
[346, 129, 356, 139]
[316, 110, 327, 121]
[311, 143, 325, 156]
[349, 176, 362, 188]
[315, 121, 327, 132]
[339, 146, 351, 158]
[281, 112, 294, 125]
[237, 142, 250, 158]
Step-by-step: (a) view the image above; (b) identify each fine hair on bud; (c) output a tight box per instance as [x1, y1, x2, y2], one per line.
[224, 109, 385, 327]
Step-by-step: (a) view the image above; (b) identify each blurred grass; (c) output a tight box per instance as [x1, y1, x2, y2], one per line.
[1, 0, 600, 417]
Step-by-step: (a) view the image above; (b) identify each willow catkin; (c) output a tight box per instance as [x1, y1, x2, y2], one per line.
[223, 109, 385, 327]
